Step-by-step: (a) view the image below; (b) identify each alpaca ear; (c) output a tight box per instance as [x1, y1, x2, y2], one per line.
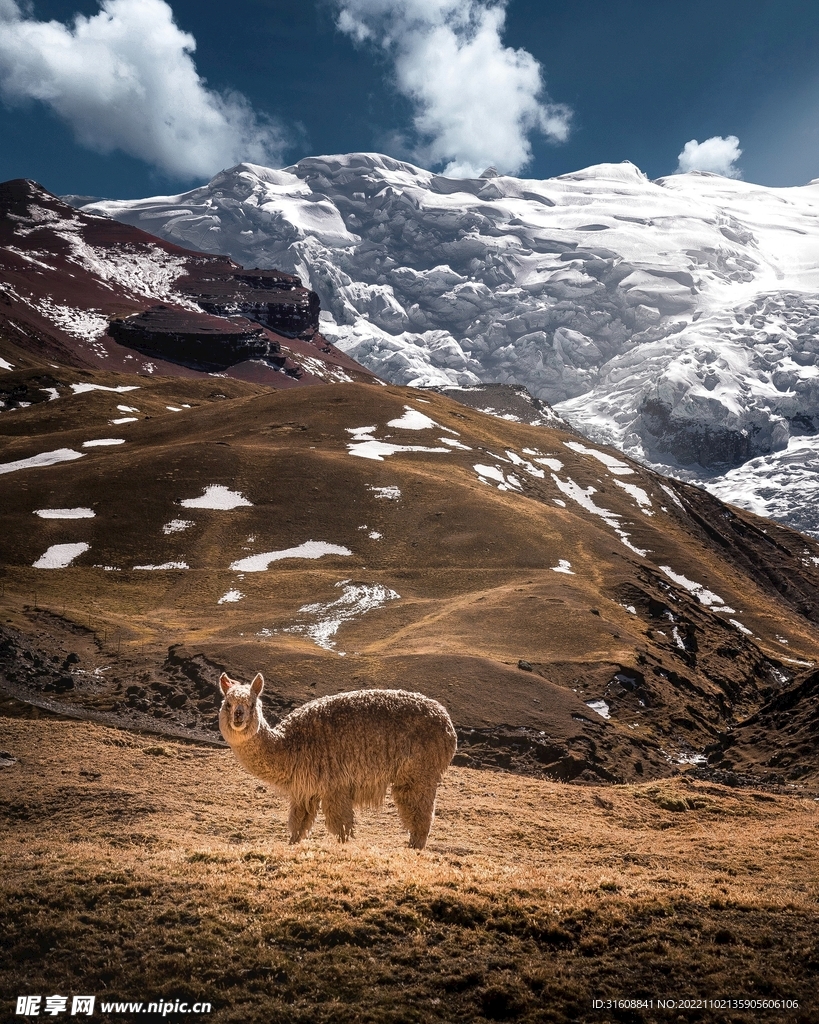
[251, 672, 264, 696]
[219, 673, 233, 695]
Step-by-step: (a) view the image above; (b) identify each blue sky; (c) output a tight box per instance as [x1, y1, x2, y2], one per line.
[1, 0, 818, 198]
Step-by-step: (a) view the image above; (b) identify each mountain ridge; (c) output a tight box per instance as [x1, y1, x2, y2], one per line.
[0, 177, 377, 389]
[72, 154, 819, 535]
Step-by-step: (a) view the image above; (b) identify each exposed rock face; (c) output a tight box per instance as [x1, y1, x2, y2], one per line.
[108, 305, 271, 372]
[177, 267, 321, 338]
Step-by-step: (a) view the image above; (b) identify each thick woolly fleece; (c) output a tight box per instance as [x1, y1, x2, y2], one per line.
[219, 673, 457, 849]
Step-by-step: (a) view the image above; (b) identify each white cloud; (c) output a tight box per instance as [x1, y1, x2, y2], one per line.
[0, 0, 286, 180]
[334, 0, 571, 177]
[676, 135, 743, 178]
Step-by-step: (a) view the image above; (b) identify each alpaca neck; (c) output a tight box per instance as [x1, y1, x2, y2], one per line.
[232, 707, 291, 789]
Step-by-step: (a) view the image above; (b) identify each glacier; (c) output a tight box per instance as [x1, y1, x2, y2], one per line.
[78, 153, 819, 535]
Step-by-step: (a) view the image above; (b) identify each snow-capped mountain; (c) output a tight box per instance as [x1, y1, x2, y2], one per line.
[78, 154, 819, 534]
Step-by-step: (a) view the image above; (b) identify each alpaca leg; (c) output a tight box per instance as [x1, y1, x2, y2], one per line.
[392, 781, 438, 850]
[288, 795, 320, 844]
[322, 788, 355, 843]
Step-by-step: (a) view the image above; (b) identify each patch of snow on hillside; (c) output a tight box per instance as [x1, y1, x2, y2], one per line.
[218, 590, 244, 604]
[181, 485, 252, 509]
[368, 485, 401, 499]
[440, 437, 471, 449]
[282, 581, 400, 652]
[0, 357, 14, 370]
[564, 441, 634, 475]
[297, 354, 355, 383]
[83, 438, 125, 447]
[586, 699, 611, 719]
[731, 619, 754, 636]
[552, 474, 648, 556]
[659, 483, 685, 510]
[110, 417, 138, 425]
[474, 464, 522, 492]
[35, 508, 94, 519]
[134, 561, 189, 570]
[348, 426, 377, 440]
[163, 519, 194, 535]
[34, 298, 108, 346]
[505, 450, 546, 478]
[659, 565, 732, 610]
[614, 480, 653, 514]
[551, 560, 574, 574]
[33, 542, 89, 568]
[71, 383, 139, 395]
[56, 224, 201, 308]
[388, 406, 456, 432]
[0, 448, 83, 474]
[230, 541, 351, 572]
[117, 405, 139, 413]
[348, 438, 451, 461]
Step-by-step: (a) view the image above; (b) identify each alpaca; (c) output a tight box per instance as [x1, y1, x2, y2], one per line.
[218, 672, 457, 849]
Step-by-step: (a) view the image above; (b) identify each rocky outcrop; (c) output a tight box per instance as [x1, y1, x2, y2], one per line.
[177, 267, 320, 338]
[108, 305, 273, 371]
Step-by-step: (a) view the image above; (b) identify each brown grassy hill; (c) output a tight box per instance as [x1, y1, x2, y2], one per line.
[2, 367, 819, 789]
[1, 714, 816, 1024]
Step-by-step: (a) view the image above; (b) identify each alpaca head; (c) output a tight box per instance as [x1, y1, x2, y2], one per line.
[218, 672, 264, 742]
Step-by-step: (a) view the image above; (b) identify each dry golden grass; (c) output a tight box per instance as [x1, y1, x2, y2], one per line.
[1, 713, 817, 1023]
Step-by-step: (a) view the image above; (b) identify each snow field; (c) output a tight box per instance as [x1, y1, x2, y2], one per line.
[279, 581, 400, 654]
[0, 448, 83, 474]
[563, 441, 633, 475]
[551, 560, 574, 574]
[180, 485, 252, 510]
[35, 508, 94, 519]
[70, 383, 139, 395]
[550, 474, 648, 557]
[345, 407, 459, 461]
[230, 541, 352, 573]
[33, 542, 89, 569]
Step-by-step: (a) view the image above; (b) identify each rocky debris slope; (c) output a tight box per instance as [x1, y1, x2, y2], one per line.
[77, 156, 819, 534]
[2, 371, 819, 789]
[0, 178, 375, 387]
